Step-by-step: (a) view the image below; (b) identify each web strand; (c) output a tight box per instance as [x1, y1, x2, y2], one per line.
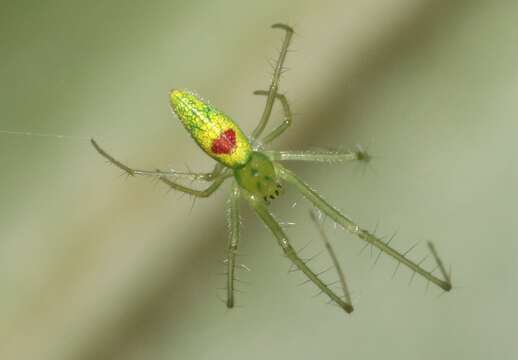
[0, 130, 90, 141]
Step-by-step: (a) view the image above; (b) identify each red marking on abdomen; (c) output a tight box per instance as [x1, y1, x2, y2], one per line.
[211, 129, 236, 154]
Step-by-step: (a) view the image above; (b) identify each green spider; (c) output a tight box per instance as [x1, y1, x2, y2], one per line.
[91, 23, 451, 313]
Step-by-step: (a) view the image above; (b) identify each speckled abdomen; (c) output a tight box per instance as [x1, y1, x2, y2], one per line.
[170, 90, 252, 168]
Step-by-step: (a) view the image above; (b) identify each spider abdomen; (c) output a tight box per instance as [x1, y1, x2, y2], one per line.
[170, 89, 251, 168]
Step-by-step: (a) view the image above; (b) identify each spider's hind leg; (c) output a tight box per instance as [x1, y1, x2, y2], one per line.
[91, 138, 228, 197]
[253, 91, 293, 145]
[251, 24, 294, 141]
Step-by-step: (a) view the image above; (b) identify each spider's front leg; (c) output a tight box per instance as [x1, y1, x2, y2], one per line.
[276, 163, 452, 292]
[90, 139, 229, 197]
[249, 195, 354, 313]
[310, 210, 353, 310]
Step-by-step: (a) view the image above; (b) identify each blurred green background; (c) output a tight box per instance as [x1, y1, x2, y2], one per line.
[1, 1, 517, 359]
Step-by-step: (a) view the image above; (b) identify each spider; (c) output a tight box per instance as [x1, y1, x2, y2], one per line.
[91, 23, 451, 313]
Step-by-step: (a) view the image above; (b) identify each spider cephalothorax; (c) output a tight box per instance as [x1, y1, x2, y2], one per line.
[234, 151, 282, 202]
[91, 23, 451, 313]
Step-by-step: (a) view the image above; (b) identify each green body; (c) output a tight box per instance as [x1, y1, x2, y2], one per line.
[91, 23, 451, 314]
[234, 152, 281, 201]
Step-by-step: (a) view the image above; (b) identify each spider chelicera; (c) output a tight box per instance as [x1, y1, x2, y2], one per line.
[91, 23, 451, 313]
